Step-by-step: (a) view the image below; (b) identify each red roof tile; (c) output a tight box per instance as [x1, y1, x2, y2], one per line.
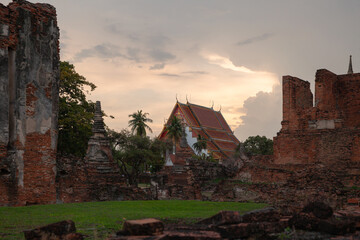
[191, 128, 209, 140]
[214, 140, 238, 151]
[215, 111, 232, 133]
[229, 134, 240, 144]
[206, 141, 218, 151]
[222, 150, 235, 158]
[204, 129, 233, 141]
[189, 105, 223, 129]
[179, 104, 199, 127]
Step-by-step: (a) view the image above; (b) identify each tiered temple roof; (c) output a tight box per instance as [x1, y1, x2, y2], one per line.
[159, 102, 240, 160]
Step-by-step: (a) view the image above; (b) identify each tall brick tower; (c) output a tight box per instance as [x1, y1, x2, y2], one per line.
[0, 1, 59, 206]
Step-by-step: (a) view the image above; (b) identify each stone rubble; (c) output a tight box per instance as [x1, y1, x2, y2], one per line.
[24, 220, 84, 240]
[26, 202, 360, 240]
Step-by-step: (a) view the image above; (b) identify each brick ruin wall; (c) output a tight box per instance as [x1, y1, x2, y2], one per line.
[233, 69, 360, 205]
[0, 1, 59, 206]
[56, 155, 151, 203]
[274, 69, 360, 165]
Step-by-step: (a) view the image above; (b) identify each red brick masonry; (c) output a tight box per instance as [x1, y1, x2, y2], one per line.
[274, 69, 360, 164]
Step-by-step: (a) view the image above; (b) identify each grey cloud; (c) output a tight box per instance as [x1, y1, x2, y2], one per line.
[149, 63, 165, 70]
[105, 24, 140, 41]
[127, 47, 142, 62]
[74, 43, 125, 62]
[237, 33, 273, 46]
[60, 30, 69, 40]
[182, 71, 208, 75]
[105, 23, 170, 46]
[60, 42, 66, 51]
[234, 84, 282, 141]
[148, 35, 171, 48]
[104, 24, 175, 63]
[158, 73, 181, 78]
[105, 24, 123, 35]
[149, 49, 176, 62]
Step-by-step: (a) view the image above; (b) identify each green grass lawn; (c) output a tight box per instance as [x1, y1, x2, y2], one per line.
[0, 200, 267, 239]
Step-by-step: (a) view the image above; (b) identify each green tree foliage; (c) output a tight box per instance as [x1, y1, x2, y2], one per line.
[108, 129, 167, 186]
[165, 116, 183, 153]
[192, 134, 207, 154]
[128, 110, 153, 137]
[234, 143, 242, 159]
[243, 135, 273, 156]
[58, 61, 97, 157]
[192, 152, 217, 162]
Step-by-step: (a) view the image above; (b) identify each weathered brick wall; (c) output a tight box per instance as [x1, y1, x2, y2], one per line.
[314, 69, 339, 116]
[235, 155, 307, 184]
[214, 166, 352, 210]
[154, 167, 202, 200]
[0, 1, 59, 206]
[274, 69, 360, 165]
[56, 154, 150, 203]
[336, 74, 360, 128]
[281, 75, 313, 132]
[56, 155, 89, 203]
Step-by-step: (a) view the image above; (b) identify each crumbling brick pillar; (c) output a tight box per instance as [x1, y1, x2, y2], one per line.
[0, 1, 59, 206]
[281, 76, 313, 132]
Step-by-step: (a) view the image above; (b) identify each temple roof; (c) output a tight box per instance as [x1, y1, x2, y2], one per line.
[159, 102, 240, 160]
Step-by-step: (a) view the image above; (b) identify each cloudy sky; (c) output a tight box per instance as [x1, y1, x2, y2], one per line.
[2, 0, 360, 140]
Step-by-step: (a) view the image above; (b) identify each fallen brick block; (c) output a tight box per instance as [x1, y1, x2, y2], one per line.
[161, 230, 221, 240]
[23, 220, 82, 240]
[123, 218, 164, 236]
[302, 201, 333, 219]
[196, 210, 242, 226]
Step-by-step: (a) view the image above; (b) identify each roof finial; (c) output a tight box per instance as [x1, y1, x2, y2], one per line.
[176, 94, 178, 102]
[348, 55, 353, 74]
[219, 105, 222, 112]
[186, 94, 189, 103]
[211, 100, 214, 109]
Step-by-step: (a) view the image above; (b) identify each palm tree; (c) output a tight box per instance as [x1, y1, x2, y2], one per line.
[128, 110, 153, 137]
[166, 116, 183, 154]
[192, 134, 207, 155]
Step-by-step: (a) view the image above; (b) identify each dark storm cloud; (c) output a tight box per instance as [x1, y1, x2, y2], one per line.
[149, 63, 165, 70]
[149, 49, 176, 62]
[74, 43, 125, 62]
[237, 33, 273, 46]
